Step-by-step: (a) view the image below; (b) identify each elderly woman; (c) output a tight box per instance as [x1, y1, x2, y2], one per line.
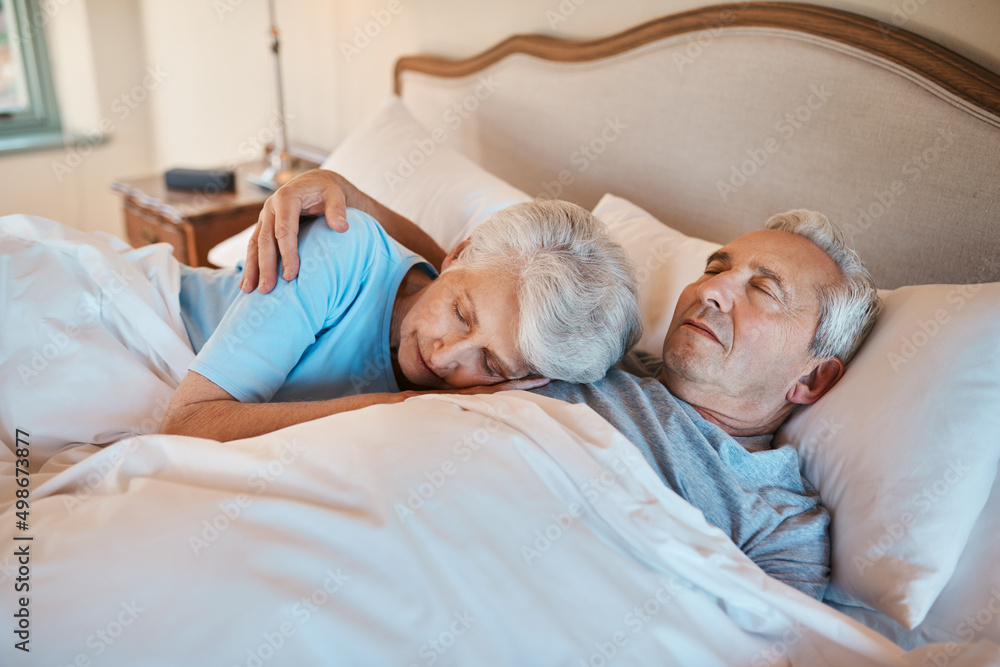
[160, 198, 641, 441]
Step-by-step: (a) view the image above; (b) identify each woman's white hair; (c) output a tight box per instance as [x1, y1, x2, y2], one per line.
[448, 200, 642, 383]
[764, 209, 882, 364]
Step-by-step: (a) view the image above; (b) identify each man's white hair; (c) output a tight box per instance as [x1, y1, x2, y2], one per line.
[449, 200, 642, 383]
[765, 209, 882, 364]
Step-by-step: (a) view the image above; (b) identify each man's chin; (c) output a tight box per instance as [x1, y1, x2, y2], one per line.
[660, 353, 719, 395]
[662, 343, 710, 377]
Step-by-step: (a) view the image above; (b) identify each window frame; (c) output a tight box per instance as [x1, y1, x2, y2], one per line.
[0, 0, 63, 152]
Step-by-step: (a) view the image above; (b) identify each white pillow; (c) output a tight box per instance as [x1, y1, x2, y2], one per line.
[207, 222, 256, 268]
[208, 96, 530, 268]
[321, 96, 530, 252]
[591, 194, 721, 355]
[775, 282, 1000, 629]
[591, 193, 1000, 630]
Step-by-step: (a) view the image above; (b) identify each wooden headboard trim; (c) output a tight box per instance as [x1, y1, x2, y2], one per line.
[394, 2, 1000, 115]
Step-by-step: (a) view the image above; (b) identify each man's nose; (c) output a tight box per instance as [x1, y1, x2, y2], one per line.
[697, 273, 734, 312]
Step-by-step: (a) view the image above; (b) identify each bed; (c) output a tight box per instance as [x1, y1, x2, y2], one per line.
[2, 2, 1000, 664]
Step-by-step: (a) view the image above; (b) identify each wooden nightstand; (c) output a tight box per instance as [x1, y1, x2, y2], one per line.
[111, 158, 319, 267]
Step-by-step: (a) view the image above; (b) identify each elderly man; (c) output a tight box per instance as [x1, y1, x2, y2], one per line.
[244, 170, 882, 600]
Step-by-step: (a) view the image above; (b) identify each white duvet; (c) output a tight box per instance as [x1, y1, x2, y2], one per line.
[1, 393, 997, 666]
[2, 214, 998, 665]
[0, 214, 194, 467]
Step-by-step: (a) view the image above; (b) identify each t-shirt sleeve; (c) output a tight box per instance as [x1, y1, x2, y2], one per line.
[188, 210, 378, 402]
[741, 479, 831, 600]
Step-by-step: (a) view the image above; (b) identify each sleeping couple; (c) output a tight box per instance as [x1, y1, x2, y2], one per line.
[160, 169, 882, 601]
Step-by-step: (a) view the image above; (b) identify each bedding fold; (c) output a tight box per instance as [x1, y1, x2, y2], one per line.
[2, 391, 994, 665]
[0, 214, 194, 467]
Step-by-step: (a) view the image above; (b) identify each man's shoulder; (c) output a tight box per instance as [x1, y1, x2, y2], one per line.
[533, 361, 682, 445]
[614, 349, 663, 379]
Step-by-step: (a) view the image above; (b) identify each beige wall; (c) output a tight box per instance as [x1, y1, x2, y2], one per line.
[0, 0, 155, 235]
[1, 0, 997, 239]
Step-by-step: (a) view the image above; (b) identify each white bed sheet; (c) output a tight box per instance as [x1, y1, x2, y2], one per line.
[2, 392, 998, 666]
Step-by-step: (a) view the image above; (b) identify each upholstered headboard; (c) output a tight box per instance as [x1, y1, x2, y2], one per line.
[395, 2, 1000, 288]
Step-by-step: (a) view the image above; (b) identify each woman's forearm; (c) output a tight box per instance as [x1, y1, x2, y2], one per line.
[160, 391, 412, 442]
[332, 171, 448, 271]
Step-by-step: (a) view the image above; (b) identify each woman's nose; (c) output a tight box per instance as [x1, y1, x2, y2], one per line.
[429, 335, 476, 369]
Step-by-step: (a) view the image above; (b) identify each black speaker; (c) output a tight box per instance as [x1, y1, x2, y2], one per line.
[164, 168, 236, 192]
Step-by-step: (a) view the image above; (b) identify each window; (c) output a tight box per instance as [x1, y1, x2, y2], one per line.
[0, 0, 62, 153]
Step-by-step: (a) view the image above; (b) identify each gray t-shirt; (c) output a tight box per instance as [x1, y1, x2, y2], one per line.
[533, 350, 830, 599]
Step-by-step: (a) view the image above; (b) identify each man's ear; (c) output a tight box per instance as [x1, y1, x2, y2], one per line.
[441, 237, 472, 272]
[787, 357, 845, 405]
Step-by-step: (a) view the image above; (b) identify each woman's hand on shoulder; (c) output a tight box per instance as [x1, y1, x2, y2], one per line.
[242, 169, 351, 294]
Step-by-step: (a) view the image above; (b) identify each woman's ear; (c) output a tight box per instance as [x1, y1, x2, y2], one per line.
[441, 237, 472, 272]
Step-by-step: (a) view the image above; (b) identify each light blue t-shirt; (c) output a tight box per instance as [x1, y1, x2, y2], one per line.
[180, 209, 434, 403]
